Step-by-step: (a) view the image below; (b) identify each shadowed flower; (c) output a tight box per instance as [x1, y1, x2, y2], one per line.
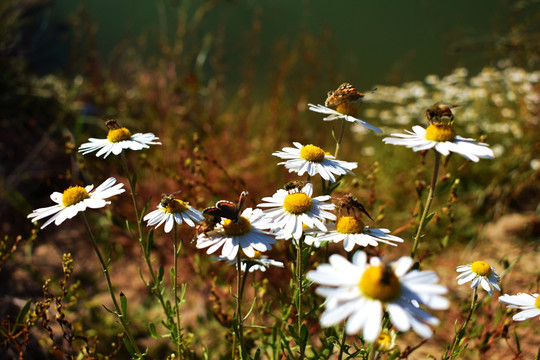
[273, 142, 357, 182]
[196, 208, 275, 260]
[144, 197, 204, 232]
[28, 177, 125, 229]
[382, 124, 494, 162]
[79, 119, 161, 158]
[499, 293, 540, 321]
[456, 261, 501, 296]
[257, 183, 336, 240]
[308, 104, 382, 133]
[307, 216, 404, 251]
[307, 251, 449, 342]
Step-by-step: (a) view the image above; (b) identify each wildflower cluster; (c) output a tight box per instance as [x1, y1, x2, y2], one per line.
[24, 66, 540, 359]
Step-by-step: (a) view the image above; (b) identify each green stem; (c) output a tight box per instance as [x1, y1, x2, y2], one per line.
[80, 213, 141, 355]
[173, 223, 182, 358]
[444, 288, 478, 360]
[411, 151, 441, 259]
[236, 253, 246, 359]
[297, 238, 305, 360]
[338, 325, 347, 360]
[120, 154, 175, 333]
[334, 118, 346, 159]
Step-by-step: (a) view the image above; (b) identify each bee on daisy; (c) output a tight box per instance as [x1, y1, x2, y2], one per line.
[382, 105, 494, 162]
[196, 206, 275, 261]
[79, 119, 161, 158]
[144, 192, 204, 232]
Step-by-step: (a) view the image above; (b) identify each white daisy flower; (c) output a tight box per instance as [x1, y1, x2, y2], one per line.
[28, 177, 125, 229]
[382, 124, 494, 162]
[307, 251, 449, 343]
[456, 261, 501, 296]
[79, 119, 161, 158]
[499, 293, 540, 321]
[309, 216, 404, 252]
[308, 103, 382, 133]
[196, 208, 275, 260]
[143, 196, 204, 233]
[257, 183, 336, 240]
[215, 253, 284, 273]
[273, 142, 357, 183]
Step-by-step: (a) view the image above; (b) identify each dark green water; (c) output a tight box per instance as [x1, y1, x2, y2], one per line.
[50, 0, 517, 87]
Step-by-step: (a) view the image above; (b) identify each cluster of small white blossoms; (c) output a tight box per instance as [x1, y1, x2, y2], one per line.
[354, 65, 540, 140]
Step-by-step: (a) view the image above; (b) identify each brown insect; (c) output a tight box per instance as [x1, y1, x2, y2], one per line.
[202, 191, 248, 224]
[325, 82, 365, 108]
[283, 180, 307, 192]
[195, 215, 221, 238]
[105, 118, 122, 130]
[160, 191, 182, 208]
[425, 102, 460, 123]
[379, 262, 396, 286]
[339, 193, 373, 221]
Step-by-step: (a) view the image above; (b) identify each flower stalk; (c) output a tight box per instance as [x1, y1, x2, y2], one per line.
[443, 288, 478, 359]
[411, 151, 441, 259]
[120, 153, 176, 339]
[80, 212, 141, 355]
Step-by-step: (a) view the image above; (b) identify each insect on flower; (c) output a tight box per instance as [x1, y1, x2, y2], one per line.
[339, 193, 373, 221]
[105, 118, 122, 130]
[425, 102, 460, 124]
[203, 191, 249, 223]
[160, 190, 182, 208]
[194, 215, 221, 240]
[283, 180, 307, 192]
[325, 82, 365, 108]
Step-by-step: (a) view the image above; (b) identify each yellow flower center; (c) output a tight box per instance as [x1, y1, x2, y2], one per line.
[359, 265, 401, 302]
[283, 193, 313, 215]
[424, 124, 456, 142]
[471, 261, 492, 277]
[62, 186, 90, 207]
[535, 295, 540, 309]
[107, 127, 132, 142]
[336, 216, 364, 234]
[299, 144, 326, 163]
[166, 199, 188, 213]
[222, 217, 251, 236]
[336, 103, 358, 117]
[252, 250, 262, 259]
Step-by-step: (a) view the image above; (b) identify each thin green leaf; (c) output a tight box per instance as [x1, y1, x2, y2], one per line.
[170, 267, 176, 289]
[157, 266, 164, 284]
[146, 229, 154, 254]
[123, 336, 135, 356]
[423, 212, 435, 227]
[148, 322, 159, 338]
[120, 292, 127, 317]
[15, 299, 32, 327]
